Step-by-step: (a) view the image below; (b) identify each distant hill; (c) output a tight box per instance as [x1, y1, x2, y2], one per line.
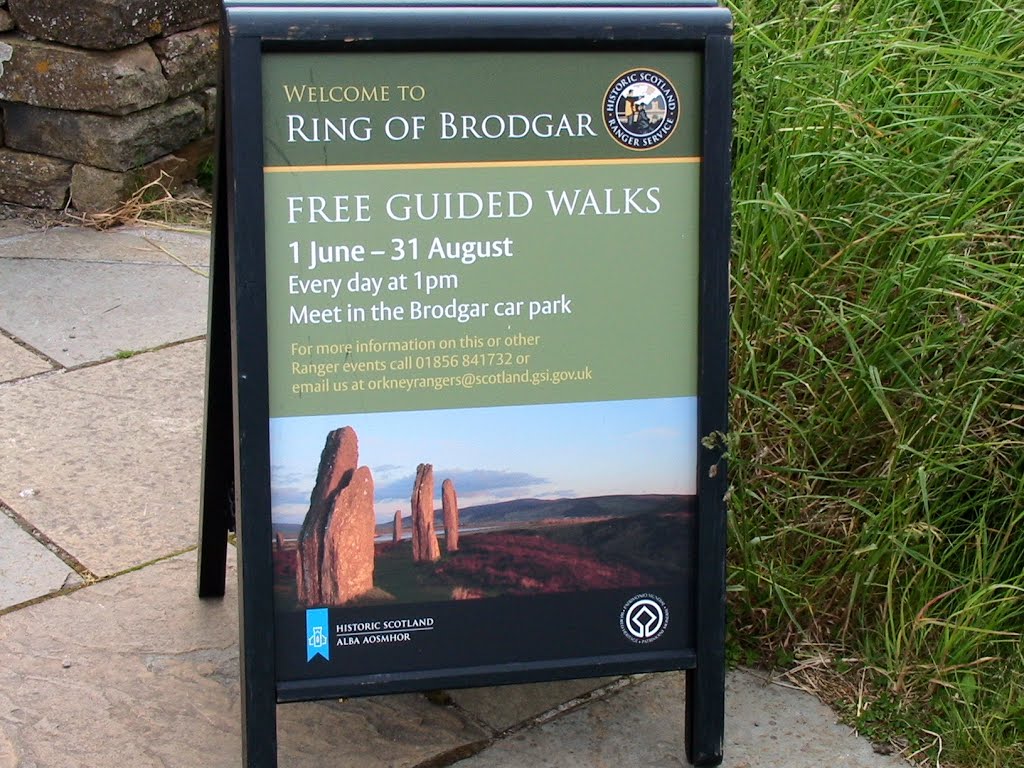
[460, 494, 687, 524]
[374, 494, 693, 536]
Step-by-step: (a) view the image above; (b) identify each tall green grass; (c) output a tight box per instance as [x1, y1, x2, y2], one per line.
[727, 0, 1024, 763]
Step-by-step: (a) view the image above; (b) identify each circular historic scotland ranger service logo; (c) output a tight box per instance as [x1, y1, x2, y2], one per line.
[604, 68, 680, 151]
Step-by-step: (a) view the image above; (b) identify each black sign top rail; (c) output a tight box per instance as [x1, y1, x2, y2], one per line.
[224, 0, 733, 41]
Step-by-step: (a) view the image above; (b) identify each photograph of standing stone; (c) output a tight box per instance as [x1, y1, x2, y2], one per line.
[295, 427, 375, 606]
[270, 398, 698, 611]
[411, 463, 441, 563]
[442, 479, 460, 553]
[392, 510, 403, 543]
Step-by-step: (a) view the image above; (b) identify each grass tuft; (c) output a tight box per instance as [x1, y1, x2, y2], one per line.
[727, 0, 1024, 764]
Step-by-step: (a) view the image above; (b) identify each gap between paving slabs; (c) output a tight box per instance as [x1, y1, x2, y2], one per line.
[410, 676, 641, 768]
[0, 330, 57, 382]
[0, 503, 85, 612]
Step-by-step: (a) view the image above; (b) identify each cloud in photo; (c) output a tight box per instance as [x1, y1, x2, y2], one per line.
[376, 468, 546, 502]
[271, 486, 313, 507]
[271, 466, 308, 486]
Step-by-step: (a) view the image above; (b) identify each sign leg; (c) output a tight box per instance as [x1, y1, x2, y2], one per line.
[222, 31, 280, 765]
[686, 664, 725, 765]
[197, 116, 234, 599]
[686, 29, 731, 766]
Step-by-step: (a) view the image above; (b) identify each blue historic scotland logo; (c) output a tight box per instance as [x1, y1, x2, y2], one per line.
[306, 608, 330, 661]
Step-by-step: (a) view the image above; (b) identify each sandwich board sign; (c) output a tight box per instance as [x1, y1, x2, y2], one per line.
[197, 1, 732, 765]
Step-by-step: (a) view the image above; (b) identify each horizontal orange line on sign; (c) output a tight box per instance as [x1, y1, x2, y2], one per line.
[263, 156, 702, 173]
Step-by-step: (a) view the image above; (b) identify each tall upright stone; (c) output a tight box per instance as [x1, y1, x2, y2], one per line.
[410, 463, 440, 563]
[296, 427, 356, 602]
[392, 510, 403, 543]
[442, 478, 460, 553]
[296, 427, 375, 606]
[318, 466, 376, 605]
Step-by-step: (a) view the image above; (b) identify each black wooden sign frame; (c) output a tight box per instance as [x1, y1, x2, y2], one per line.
[198, 2, 731, 766]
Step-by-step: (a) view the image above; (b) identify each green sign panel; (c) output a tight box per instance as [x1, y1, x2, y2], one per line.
[262, 52, 702, 417]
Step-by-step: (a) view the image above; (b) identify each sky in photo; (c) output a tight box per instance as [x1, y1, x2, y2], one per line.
[270, 396, 697, 525]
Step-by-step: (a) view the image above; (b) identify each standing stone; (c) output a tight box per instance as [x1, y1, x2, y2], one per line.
[296, 427, 375, 606]
[442, 478, 460, 553]
[410, 463, 440, 563]
[297, 427, 358, 603]
[392, 510, 403, 543]
[318, 466, 376, 606]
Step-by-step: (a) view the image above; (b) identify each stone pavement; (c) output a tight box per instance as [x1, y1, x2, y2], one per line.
[0, 220, 911, 767]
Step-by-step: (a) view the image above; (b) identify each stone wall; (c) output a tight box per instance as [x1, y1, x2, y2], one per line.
[0, 0, 219, 211]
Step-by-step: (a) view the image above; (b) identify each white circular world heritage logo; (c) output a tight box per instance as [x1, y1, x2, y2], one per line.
[620, 593, 669, 643]
[603, 68, 680, 151]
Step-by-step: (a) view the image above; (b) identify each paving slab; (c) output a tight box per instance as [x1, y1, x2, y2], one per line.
[0, 340, 205, 576]
[0, 219, 38, 240]
[456, 670, 911, 768]
[0, 511, 78, 610]
[0, 551, 490, 768]
[0, 257, 208, 367]
[119, 225, 212, 267]
[0, 225, 210, 266]
[0, 333, 53, 382]
[448, 676, 618, 732]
